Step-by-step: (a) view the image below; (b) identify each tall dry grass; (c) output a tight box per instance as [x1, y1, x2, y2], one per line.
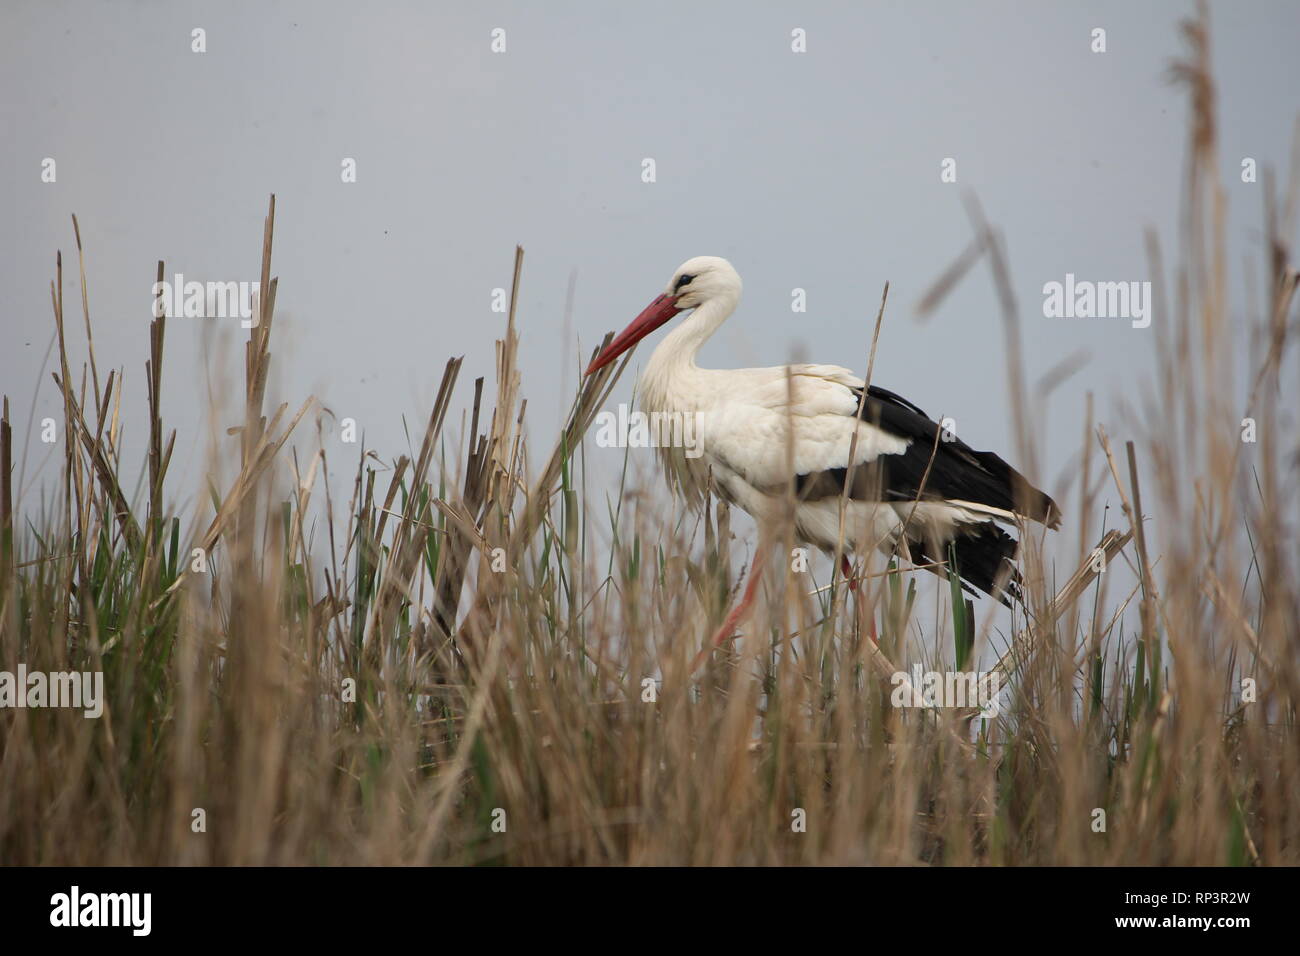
[0, 10, 1296, 865]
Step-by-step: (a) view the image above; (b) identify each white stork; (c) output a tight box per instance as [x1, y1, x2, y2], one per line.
[585, 256, 1060, 662]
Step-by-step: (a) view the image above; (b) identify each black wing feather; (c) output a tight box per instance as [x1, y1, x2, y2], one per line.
[795, 384, 1060, 529]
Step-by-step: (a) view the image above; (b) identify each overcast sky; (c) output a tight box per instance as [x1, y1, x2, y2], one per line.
[3, 2, 1297, 584]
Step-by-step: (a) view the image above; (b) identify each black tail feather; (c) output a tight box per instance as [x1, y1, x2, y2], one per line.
[907, 522, 1023, 606]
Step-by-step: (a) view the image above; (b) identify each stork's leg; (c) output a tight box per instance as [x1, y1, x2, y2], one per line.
[692, 549, 767, 673]
[841, 553, 879, 645]
[840, 554, 858, 591]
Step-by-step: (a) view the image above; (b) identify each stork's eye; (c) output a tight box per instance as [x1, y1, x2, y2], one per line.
[674, 274, 695, 291]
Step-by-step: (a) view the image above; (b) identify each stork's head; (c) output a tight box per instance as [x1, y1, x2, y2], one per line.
[665, 255, 741, 310]
[585, 256, 742, 375]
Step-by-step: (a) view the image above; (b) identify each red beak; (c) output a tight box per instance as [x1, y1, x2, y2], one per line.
[584, 293, 684, 376]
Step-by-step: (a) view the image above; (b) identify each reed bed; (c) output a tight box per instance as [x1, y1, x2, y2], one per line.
[0, 11, 1295, 865]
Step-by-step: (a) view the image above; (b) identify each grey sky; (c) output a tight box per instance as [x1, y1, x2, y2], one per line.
[2, 2, 1297, 572]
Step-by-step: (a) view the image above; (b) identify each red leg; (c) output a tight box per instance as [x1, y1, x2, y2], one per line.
[841, 554, 879, 644]
[691, 549, 766, 673]
[840, 553, 858, 591]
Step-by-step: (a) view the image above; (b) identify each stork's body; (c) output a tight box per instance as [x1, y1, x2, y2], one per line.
[586, 257, 1059, 648]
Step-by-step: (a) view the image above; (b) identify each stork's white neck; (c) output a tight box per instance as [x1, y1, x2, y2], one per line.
[651, 293, 735, 373]
[638, 291, 737, 414]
